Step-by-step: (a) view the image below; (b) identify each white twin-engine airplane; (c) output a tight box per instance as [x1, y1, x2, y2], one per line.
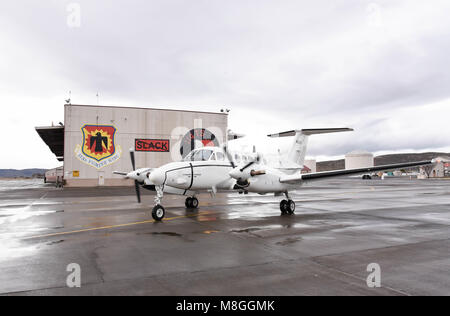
[114, 128, 432, 221]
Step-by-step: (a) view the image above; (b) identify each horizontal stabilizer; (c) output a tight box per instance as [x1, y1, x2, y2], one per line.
[228, 130, 246, 141]
[268, 128, 353, 138]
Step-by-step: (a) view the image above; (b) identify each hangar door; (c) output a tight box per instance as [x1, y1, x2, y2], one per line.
[98, 172, 105, 186]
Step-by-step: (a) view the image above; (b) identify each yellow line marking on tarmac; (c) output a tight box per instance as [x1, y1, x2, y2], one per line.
[24, 212, 207, 240]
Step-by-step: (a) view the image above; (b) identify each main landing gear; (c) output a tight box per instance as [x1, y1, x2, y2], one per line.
[280, 192, 295, 215]
[185, 197, 199, 209]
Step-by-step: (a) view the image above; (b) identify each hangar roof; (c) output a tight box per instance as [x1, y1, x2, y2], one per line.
[35, 126, 64, 161]
[65, 103, 229, 116]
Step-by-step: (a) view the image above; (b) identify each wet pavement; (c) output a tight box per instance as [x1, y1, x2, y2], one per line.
[0, 178, 449, 295]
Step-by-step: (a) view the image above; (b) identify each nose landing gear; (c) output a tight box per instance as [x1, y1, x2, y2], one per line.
[152, 204, 165, 221]
[152, 185, 165, 221]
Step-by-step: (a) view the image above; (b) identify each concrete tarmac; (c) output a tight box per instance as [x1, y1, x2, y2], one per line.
[0, 177, 449, 295]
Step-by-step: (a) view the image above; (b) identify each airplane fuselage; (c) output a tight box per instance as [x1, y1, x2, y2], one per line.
[149, 160, 299, 194]
[150, 160, 235, 191]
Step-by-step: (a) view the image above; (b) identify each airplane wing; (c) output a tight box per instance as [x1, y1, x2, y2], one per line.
[267, 128, 353, 137]
[279, 160, 432, 184]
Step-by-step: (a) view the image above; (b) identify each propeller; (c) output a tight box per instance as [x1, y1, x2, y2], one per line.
[239, 153, 261, 172]
[240, 160, 255, 172]
[223, 144, 236, 168]
[222, 144, 265, 186]
[229, 153, 265, 182]
[130, 149, 136, 170]
[129, 149, 141, 203]
[113, 171, 128, 177]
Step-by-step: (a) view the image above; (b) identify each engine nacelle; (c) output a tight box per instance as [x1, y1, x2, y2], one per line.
[229, 167, 266, 181]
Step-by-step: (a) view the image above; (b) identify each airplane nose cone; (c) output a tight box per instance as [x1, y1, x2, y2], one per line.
[127, 171, 137, 180]
[149, 168, 165, 185]
[229, 168, 242, 180]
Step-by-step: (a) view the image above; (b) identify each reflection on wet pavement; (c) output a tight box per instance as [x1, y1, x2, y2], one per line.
[0, 178, 449, 295]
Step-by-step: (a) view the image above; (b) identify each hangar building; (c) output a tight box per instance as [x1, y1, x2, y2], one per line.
[36, 104, 228, 187]
[345, 150, 374, 170]
[418, 156, 450, 179]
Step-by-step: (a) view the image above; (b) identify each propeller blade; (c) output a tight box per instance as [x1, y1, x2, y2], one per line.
[240, 160, 255, 172]
[134, 180, 141, 203]
[240, 154, 261, 172]
[130, 150, 136, 171]
[113, 171, 128, 176]
[223, 145, 236, 168]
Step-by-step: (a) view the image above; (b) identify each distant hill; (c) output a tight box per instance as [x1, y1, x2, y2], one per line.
[317, 159, 345, 172]
[0, 169, 48, 178]
[317, 152, 450, 172]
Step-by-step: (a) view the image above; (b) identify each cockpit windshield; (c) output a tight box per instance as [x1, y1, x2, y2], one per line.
[183, 149, 214, 161]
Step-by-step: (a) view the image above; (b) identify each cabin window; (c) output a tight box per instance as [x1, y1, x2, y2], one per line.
[216, 152, 225, 161]
[183, 152, 193, 161]
[192, 149, 213, 161]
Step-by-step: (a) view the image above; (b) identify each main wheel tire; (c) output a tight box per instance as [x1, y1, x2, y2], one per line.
[191, 197, 199, 208]
[185, 197, 192, 208]
[280, 200, 288, 214]
[152, 205, 165, 221]
[287, 200, 295, 214]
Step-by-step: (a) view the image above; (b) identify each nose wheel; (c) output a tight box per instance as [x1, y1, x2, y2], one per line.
[185, 197, 199, 209]
[280, 199, 295, 215]
[152, 205, 165, 221]
[151, 185, 166, 221]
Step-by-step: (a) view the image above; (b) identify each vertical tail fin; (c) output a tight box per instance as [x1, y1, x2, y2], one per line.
[268, 128, 353, 166]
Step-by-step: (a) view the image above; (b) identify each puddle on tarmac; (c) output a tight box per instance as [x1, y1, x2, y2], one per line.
[0, 206, 59, 225]
[276, 237, 302, 246]
[138, 231, 183, 237]
[0, 179, 50, 191]
[230, 224, 283, 234]
[46, 240, 64, 245]
[0, 238, 41, 260]
[202, 230, 220, 234]
[231, 228, 262, 234]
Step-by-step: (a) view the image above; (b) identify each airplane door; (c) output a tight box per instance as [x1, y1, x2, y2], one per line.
[98, 171, 105, 186]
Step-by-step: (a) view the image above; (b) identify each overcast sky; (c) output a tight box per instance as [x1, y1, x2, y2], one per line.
[1, 0, 450, 169]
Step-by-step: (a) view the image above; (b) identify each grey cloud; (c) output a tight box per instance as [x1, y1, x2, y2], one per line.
[1, 0, 450, 167]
